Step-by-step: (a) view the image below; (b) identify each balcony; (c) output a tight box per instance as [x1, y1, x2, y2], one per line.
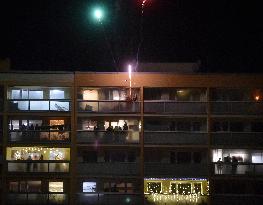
[7, 193, 68, 205]
[212, 194, 263, 205]
[77, 163, 139, 176]
[144, 163, 208, 177]
[78, 100, 140, 113]
[144, 101, 207, 114]
[211, 132, 263, 147]
[9, 130, 70, 143]
[213, 162, 263, 175]
[144, 131, 208, 145]
[77, 193, 141, 205]
[7, 100, 71, 112]
[0, 99, 3, 111]
[211, 101, 263, 115]
[77, 130, 139, 144]
[7, 160, 70, 173]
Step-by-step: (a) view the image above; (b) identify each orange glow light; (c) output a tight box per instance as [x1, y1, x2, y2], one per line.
[255, 95, 260, 101]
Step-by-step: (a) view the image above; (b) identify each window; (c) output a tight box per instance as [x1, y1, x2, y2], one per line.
[9, 182, 19, 192]
[27, 181, 41, 192]
[8, 181, 41, 193]
[193, 152, 202, 163]
[193, 183, 202, 194]
[147, 182, 162, 193]
[170, 183, 177, 194]
[83, 182, 96, 193]
[29, 90, 43, 99]
[103, 182, 134, 193]
[177, 152, 191, 164]
[11, 90, 21, 99]
[50, 90, 65, 99]
[192, 122, 201, 131]
[49, 182, 63, 192]
[178, 183, 191, 195]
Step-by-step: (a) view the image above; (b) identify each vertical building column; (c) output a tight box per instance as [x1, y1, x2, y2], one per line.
[140, 86, 145, 204]
[207, 87, 212, 205]
[69, 79, 77, 205]
[2, 83, 8, 205]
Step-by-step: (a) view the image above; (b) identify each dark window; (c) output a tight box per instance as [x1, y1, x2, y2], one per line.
[230, 122, 244, 132]
[251, 122, 263, 132]
[193, 152, 202, 163]
[177, 122, 191, 131]
[82, 151, 97, 163]
[192, 122, 201, 131]
[170, 152, 176, 163]
[177, 152, 191, 164]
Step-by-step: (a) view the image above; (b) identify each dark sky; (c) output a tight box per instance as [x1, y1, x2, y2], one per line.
[0, 0, 263, 72]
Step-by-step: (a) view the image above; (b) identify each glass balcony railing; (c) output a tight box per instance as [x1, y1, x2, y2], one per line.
[7, 100, 71, 112]
[77, 163, 139, 176]
[144, 131, 208, 145]
[7, 160, 70, 173]
[211, 132, 263, 146]
[77, 130, 139, 144]
[144, 163, 208, 177]
[7, 193, 68, 205]
[211, 101, 263, 115]
[144, 101, 207, 114]
[78, 100, 140, 113]
[213, 162, 263, 175]
[213, 194, 263, 205]
[9, 130, 70, 143]
[77, 193, 141, 205]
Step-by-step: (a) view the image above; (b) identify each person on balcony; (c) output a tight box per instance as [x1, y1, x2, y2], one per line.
[217, 158, 223, 174]
[231, 156, 238, 174]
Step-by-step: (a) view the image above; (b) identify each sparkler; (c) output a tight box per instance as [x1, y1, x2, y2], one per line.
[128, 64, 132, 97]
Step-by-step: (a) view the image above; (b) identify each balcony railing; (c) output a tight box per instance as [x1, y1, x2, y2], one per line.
[9, 130, 70, 143]
[0, 99, 3, 111]
[7, 100, 71, 112]
[144, 101, 207, 114]
[7, 193, 68, 205]
[7, 160, 70, 173]
[144, 163, 208, 177]
[144, 131, 208, 145]
[213, 162, 263, 175]
[77, 193, 141, 205]
[211, 132, 263, 146]
[78, 100, 140, 113]
[212, 194, 263, 205]
[211, 101, 263, 115]
[77, 162, 139, 176]
[77, 130, 139, 144]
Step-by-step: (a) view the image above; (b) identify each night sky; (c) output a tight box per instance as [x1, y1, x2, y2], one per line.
[0, 0, 263, 72]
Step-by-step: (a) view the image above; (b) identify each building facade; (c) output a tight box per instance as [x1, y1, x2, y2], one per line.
[0, 71, 263, 205]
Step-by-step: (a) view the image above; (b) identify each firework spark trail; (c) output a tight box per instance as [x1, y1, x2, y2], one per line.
[135, 0, 148, 71]
[99, 21, 118, 71]
[142, 0, 147, 14]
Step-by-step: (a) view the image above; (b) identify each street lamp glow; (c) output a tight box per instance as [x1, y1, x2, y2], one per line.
[93, 8, 104, 21]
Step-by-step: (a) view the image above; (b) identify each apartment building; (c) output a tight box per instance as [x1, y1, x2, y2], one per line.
[0, 71, 263, 205]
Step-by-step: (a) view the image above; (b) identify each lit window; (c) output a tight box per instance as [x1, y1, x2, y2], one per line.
[170, 183, 177, 194]
[83, 182, 96, 192]
[193, 183, 202, 194]
[50, 90, 65, 99]
[147, 182, 162, 193]
[178, 183, 191, 195]
[49, 182, 63, 192]
[29, 91, 43, 99]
